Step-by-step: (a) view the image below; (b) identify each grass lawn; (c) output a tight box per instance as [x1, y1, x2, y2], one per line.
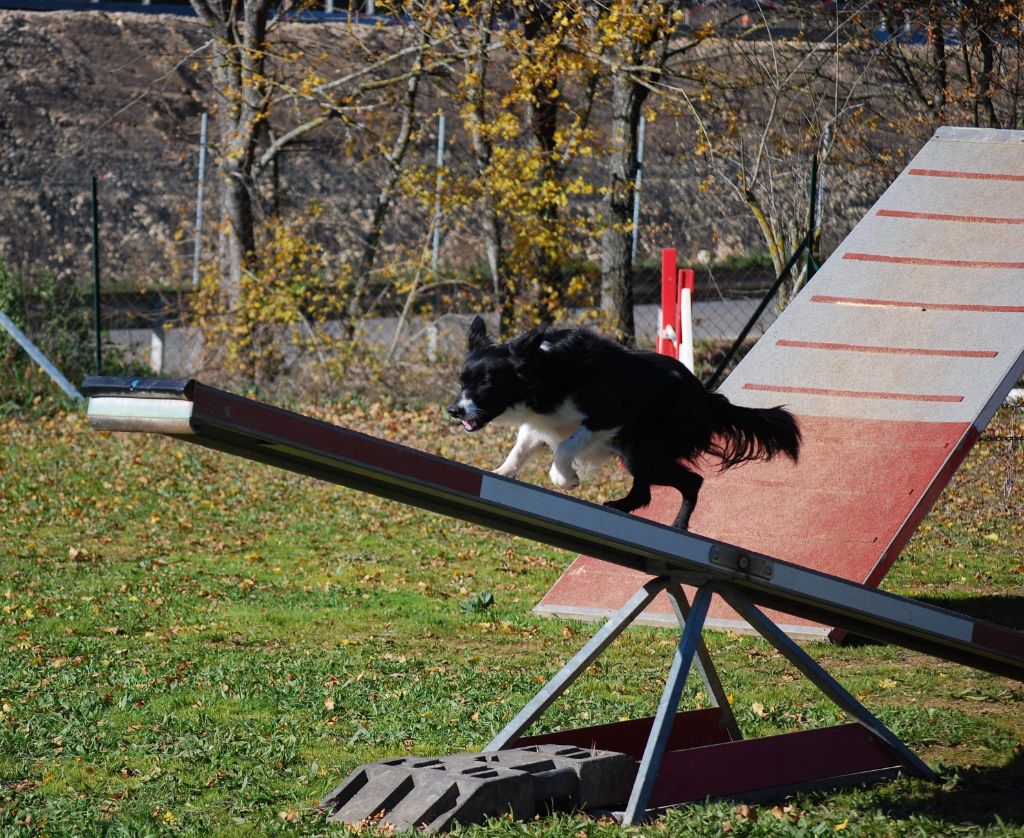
[0, 398, 1022, 837]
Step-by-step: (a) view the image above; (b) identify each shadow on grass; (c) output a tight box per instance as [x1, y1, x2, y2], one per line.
[833, 594, 1024, 826]
[913, 594, 1024, 632]
[881, 751, 1024, 827]
[839, 594, 1024, 647]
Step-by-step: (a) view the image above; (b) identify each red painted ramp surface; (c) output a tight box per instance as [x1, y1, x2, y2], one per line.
[537, 126, 1024, 639]
[536, 417, 975, 639]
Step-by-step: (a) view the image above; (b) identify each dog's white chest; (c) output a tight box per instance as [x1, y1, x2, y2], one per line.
[492, 399, 620, 486]
[497, 400, 583, 441]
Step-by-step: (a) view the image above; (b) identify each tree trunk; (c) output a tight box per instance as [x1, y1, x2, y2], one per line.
[599, 74, 644, 346]
[978, 23, 1000, 128]
[928, 7, 947, 118]
[192, 0, 270, 317]
[217, 155, 256, 313]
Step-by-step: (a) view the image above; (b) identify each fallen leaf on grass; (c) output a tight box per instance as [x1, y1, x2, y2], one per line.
[734, 804, 756, 821]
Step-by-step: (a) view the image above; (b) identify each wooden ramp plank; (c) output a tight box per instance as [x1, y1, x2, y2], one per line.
[538, 126, 1024, 639]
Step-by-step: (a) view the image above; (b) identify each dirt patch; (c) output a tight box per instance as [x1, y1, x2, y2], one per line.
[0, 10, 207, 280]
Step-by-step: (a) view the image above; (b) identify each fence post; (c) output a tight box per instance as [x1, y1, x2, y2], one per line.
[431, 114, 445, 277]
[679, 268, 695, 372]
[90, 174, 103, 376]
[805, 151, 819, 282]
[150, 298, 165, 374]
[631, 115, 646, 263]
[658, 247, 678, 356]
[192, 112, 209, 289]
[427, 113, 446, 364]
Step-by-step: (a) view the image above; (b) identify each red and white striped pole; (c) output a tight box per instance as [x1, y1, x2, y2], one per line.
[657, 248, 678, 358]
[658, 248, 695, 371]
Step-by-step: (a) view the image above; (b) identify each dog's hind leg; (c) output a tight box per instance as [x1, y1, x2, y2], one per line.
[602, 442, 656, 514]
[602, 477, 652, 514]
[604, 461, 702, 530]
[602, 454, 653, 514]
[652, 462, 703, 531]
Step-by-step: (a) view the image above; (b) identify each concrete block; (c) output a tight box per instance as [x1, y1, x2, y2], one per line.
[320, 744, 636, 832]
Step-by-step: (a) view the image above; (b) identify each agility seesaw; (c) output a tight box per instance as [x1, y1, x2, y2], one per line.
[84, 374, 1024, 827]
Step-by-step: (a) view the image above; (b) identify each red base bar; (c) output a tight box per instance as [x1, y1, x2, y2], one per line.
[650, 723, 903, 807]
[518, 707, 735, 760]
[520, 713, 905, 809]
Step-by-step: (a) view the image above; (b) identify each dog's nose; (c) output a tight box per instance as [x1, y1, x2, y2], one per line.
[447, 403, 464, 419]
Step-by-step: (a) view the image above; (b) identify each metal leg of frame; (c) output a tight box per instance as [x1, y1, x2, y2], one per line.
[622, 585, 714, 825]
[665, 583, 742, 742]
[717, 584, 937, 781]
[485, 577, 670, 752]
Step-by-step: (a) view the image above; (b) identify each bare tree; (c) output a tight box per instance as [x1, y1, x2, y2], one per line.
[444, 0, 509, 332]
[344, 21, 433, 332]
[595, 0, 686, 346]
[189, 0, 273, 311]
[187, 0, 453, 345]
[869, 0, 1024, 129]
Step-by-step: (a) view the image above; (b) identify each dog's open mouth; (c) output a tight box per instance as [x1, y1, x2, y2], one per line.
[461, 417, 480, 432]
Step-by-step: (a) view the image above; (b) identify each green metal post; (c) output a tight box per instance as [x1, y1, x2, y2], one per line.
[806, 151, 819, 281]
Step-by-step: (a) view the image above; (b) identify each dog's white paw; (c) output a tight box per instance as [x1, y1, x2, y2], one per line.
[549, 462, 580, 489]
[493, 463, 518, 478]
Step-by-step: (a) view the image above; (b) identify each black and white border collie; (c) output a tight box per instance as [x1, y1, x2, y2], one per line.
[448, 316, 801, 530]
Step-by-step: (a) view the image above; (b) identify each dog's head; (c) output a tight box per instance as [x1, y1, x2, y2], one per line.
[447, 316, 541, 432]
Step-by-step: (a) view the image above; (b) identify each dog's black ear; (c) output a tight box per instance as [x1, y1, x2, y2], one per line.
[467, 316, 493, 352]
[510, 328, 549, 373]
[514, 329, 546, 357]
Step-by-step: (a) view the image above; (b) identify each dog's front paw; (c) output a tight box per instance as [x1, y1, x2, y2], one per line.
[493, 463, 518, 478]
[549, 463, 580, 489]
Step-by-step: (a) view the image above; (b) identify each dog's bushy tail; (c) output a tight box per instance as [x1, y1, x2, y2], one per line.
[706, 393, 801, 469]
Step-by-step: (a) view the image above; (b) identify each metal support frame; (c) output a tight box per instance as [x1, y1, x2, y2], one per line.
[717, 586, 937, 781]
[623, 586, 713, 822]
[487, 577, 935, 824]
[666, 582, 740, 742]
[486, 579, 666, 751]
